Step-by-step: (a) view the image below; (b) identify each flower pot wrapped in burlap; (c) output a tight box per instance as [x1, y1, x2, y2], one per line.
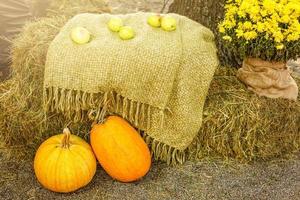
[44, 12, 218, 165]
[237, 58, 298, 101]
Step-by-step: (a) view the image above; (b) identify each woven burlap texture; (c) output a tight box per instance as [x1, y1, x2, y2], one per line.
[44, 12, 218, 164]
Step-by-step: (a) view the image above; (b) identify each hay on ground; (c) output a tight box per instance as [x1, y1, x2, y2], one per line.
[0, 10, 299, 162]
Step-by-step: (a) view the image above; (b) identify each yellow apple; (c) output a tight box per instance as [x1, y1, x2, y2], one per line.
[161, 16, 177, 32]
[70, 27, 91, 44]
[108, 17, 124, 32]
[119, 26, 135, 40]
[147, 15, 161, 28]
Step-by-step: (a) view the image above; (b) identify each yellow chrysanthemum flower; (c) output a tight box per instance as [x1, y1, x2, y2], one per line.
[287, 33, 300, 42]
[281, 15, 290, 23]
[273, 31, 284, 43]
[276, 44, 284, 50]
[219, 25, 226, 33]
[256, 22, 265, 33]
[243, 21, 253, 30]
[220, 0, 300, 58]
[235, 29, 244, 38]
[244, 31, 258, 40]
[223, 35, 233, 42]
[263, 0, 276, 13]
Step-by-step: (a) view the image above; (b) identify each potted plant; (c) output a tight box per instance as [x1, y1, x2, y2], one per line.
[219, 0, 299, 100]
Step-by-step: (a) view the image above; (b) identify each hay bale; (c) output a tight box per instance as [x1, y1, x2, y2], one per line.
[0, 16, 65, 146]
[0, 0, 110, 147]
[0, 12, 299, 161]
[191, 68, 300, 161]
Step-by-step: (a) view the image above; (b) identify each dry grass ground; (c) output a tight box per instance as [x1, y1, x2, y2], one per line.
[0, 151, 299, 200]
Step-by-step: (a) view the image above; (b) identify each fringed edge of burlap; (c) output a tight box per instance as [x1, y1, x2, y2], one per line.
[141, 132, 187, 165]
[43, 86, 187, 165]
[43, 87, 165, 126]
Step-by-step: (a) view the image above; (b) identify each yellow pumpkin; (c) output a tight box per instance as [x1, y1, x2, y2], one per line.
[90, 116, 151, 182]
[34, 128, 97, 193]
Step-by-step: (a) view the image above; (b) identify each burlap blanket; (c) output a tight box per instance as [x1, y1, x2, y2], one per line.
[44, 12, 218, 164]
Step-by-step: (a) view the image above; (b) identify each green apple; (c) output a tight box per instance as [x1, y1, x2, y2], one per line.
[70, 27, 91, 44]
[161, 16, 177, 32]
[108, 17, 123, 32]
[119, 26, 135, 40]
[147, 15, 161, 28]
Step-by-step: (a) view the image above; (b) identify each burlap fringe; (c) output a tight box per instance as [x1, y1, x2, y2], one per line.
[43, 87, 168, 131]
[43, 87, 186, 164]
[141, 132, 187, 165]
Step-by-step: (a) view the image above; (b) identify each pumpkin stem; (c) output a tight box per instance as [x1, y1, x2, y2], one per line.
[62, 127, 71, 148]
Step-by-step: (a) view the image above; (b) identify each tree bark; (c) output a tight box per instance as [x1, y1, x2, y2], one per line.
[169, 0, 240, 67]
[169, 0, 224, 34]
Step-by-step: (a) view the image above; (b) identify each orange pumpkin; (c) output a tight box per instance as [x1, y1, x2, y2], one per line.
[34, 128, 97, 193]
[90, 116, 151, 182]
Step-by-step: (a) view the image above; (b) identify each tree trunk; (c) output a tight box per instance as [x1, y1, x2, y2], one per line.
[169, 0, 241, 67]
[169, 0, 224, 34]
